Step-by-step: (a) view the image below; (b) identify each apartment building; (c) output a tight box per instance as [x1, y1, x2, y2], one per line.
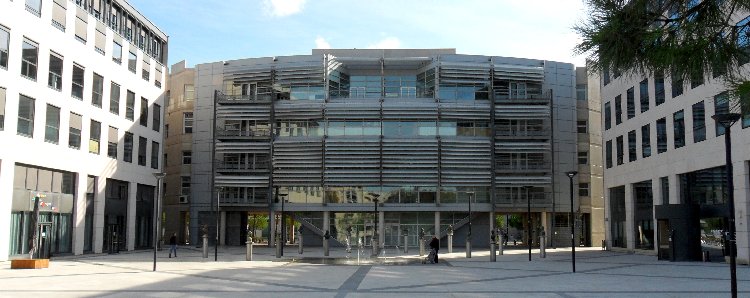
[0, 0, 167, 260]
[601, 61, 750, 262]
[187, 49, 584, 250]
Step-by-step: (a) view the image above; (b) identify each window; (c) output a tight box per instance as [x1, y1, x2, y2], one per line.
[21, 39, 38, 80]
[154, 66, 162, 88]
[655, 72, 665, 105]
[75, 14, 87, 43]
[17, 95, 34, 137]
[112, 41, 122, 64]
[182, 151, 192, 164]
[123, 132, 133, 162]
[151, 141, 159, 169]
[181, 176, 190, 195]
[628, 130, 637, 162]
[603, 69, 610, 85]
[605, 140, 613, 168]
[671, 74, 683, 98]
[51, 0, 66, 31]
[743, 96, 750, 129]
[69, 113, 82, 149]
[164, 124, 169, 138]
[0, 27, 8, 69]
[576, 84, 587, 101]
[125, 90, 135, 120]
[714, 92, 730, 136]
[692, 101, 706, 142]
[139, 97, 148, 126]
[128, 51, 136, 73]
[44, 104, 60, 143]
[138, 136, 147, 166]
[615, 95, 622, 125]
[142, 59, 150, 81]
[661, 176, 670, 203]
[626, 87, 635, 119]
[92, 73, 103, 107]
[737, 16, 750, 65]
[89, 120, 101, 154]
[184, 85, 195, 101]
[48, 53, 63, 91]
[72, 64, 84, 99]
[0, 87, 5, 130]
[691, 72, 704, 89]
[109, 82, 120, 114]
[579, 183, 590, 197]
[639, 79, 649, 113]
[673, 110, 685, 148]
[641, 124, 651, 158]
[153, 104, 161, 132]
[94, 26, 105, 55]
[577, 120, 587, 133]
[107, 126, 118, 158]
[604, 101, 611, 130]
[657, 117, 667, 154]
[578, 151, 588, 165]
[616, 135, 624, 165]
[183, 112, 193, 133]
[25, 0, 41, 16]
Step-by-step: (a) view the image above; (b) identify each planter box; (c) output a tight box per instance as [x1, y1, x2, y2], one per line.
[11, 259, 49, 269]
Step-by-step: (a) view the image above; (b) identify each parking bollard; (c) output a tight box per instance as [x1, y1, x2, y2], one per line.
[275, 235, 281, 258]
[246, 234, 253, 261]
[202, 234, 208, 258]
[447, 225, 454, 253]
[540, 236, 546, 258]
[298, 231, 303, 254]
[419, 228, 426, 256]
[323, 230, 330, 257]
[466, 238, 472, 258]
[490, 242, 496, 262]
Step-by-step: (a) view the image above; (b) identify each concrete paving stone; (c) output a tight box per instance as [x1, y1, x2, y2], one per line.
[0, 246, 747, 297]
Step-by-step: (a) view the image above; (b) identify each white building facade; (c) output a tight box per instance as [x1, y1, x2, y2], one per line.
[601, 65, 750, 262]
[0, 0, 167, 260]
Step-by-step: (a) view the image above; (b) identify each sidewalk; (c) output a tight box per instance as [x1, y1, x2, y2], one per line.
[0, 245, 747, 297]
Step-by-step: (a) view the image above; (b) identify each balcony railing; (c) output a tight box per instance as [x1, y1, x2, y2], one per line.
[220, 94, 273, 102]
[495, 129, 549, 137]
[219, 195, 268, 205]
[494, 193, 552, 206]
[215, 160, 270, 171]
[216, 128, 271, 138]
[495, 161, 551, 171]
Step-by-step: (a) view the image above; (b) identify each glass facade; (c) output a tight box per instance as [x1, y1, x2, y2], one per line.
[634, 180, 653, 250]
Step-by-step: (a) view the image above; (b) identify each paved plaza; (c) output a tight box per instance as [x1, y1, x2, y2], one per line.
[0, 245, 748, 297]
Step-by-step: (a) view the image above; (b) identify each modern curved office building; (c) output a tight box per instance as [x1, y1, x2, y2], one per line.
[188, 49, 586, 250]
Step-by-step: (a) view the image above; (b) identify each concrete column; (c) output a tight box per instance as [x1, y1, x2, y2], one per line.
[126, 181, 137, 251]
[379, 211, 385, 248]
[93, 176, 107, 253]
[735, 161, 749, 264]
[220, 211, 227, 245]
[72, 172, 88, 255]
[323, 211, 330, 234]
[651, 178, 662, 255]
[668, 174, 680, 204]
[435, 211, 441, 238]
[540, 211, 549, 245]
[0, 159, 15, 260]
[625, 183, 635, 250]
[488, 211, 495, 233]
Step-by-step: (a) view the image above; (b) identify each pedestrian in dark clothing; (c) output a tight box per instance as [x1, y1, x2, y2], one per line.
[169, 233, 178, 258]
[429, 236, 440, 264]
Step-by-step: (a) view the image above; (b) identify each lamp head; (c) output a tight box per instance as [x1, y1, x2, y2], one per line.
[153, 172, 166, 179]
[565, 171, 578, 178]
[712, 113, 742, 128]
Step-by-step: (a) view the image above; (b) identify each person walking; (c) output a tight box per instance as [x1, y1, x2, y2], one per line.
[429, 236, 440, 264]
[168, 233, 178, 258]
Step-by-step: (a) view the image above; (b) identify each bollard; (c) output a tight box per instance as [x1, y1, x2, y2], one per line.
[275, 235, 281, 258]
[447, 226, 454, 254]
[298, 232, 303, 254]
[419, 239, 425, 256]
[372, 238, 378, 256]
[323, 230, 330, 257]
[490, 242, 496, 262]
[540, 236, 546, 258]
[466, 238, 472, 258]
[246, 234, 253, 261]
[403, 234, 409, 253]
[202, 234, 208, 258]
[499, 239, 503, 255]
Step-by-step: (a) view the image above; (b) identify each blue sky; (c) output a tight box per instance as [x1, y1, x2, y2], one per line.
[129, 0, 588, 68]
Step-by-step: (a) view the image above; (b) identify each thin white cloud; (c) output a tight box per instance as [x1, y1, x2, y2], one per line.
[366, 37, 401, 49]
[262, 0, 306, 17]
[315, 36, 331, 49]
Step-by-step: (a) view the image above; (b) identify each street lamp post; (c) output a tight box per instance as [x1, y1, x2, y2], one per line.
[566, 171, 578, 273]
[279, 193, 288, 257]
[525, 186, 532, 262]
[152, 172, 165, 272]
[215, 187, 222, 261]
[466, 192, 474, 258]
[712, 113, 741, 298]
